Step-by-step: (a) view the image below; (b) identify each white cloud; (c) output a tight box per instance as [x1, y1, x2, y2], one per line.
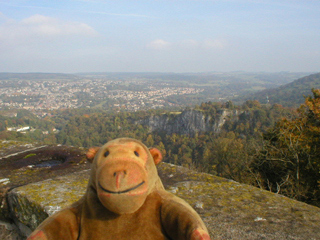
[23, 14, 97, 36]
[0, 14, 100, 72]
[202, 39, 226, 50]
[0, 14, 98, 44]
[21, 14, 50, 25]
[146, 39, 172, 50]
[145, 38, 227, 52]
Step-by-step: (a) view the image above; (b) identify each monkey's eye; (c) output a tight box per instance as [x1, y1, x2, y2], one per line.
[104, 151, 109, 157]
[134, 151, 139, 157]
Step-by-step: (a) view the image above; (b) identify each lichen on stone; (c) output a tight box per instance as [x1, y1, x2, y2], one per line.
[8, 170, 89, 230]
[4, 161, 320, 239]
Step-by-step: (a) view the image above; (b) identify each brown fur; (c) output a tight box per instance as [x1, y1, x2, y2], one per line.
[27, 138, 210, 240]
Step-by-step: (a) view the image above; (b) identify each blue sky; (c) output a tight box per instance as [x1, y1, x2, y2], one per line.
[0, 0, 319, 73]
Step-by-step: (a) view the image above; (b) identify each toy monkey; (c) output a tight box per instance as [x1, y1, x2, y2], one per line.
[28, 138, 211, 240]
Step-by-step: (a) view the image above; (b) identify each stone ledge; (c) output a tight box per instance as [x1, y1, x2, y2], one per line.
[8, 170, 90, 234]
[0, 145, 90, 222]
[6, 163, 320, 240]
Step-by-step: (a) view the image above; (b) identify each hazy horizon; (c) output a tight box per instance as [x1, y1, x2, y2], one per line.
[0, 71, 316, 75]
[1, 0, 319, 73]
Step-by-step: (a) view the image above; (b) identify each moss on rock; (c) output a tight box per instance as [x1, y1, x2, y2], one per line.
[4, 161, 320, 240]
[157, 163, 320, 239]
[0, 145, 90, 221]
[8, 170, 89, 231]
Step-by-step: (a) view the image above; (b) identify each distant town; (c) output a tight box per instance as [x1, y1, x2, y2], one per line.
[0, 78, 203, 115]
[0, 71, 312, 121]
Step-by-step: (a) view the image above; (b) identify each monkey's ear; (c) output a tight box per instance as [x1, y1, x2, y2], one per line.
[149, 148, 162, 165]
[86, 147, 100, 163]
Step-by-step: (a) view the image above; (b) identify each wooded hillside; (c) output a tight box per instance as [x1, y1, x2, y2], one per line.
[234, 72, 320, 107]
[1, 89, 320, 207]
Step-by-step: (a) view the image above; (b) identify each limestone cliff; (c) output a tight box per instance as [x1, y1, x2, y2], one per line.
[138, 109, 240, 136]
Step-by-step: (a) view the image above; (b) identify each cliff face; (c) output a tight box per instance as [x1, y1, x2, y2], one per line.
[139, 109, 239, 136]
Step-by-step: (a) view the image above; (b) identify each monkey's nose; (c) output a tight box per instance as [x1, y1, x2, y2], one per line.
[113, 171, 127, 189]
[113, 170, 127, 177]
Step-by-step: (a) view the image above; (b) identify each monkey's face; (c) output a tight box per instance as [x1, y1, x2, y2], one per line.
[88, 139, 162, 214]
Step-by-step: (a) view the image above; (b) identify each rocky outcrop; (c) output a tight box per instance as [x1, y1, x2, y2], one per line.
[2, 163, 320, 240]
[7, 170, 90, 236]
[1, 144, 320, 240]
[138, 109, 239, 136]
[0, 145, 90, 222]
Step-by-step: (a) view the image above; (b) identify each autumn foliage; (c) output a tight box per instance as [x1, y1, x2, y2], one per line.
[1, 89, 320, 206]
[255, 89, 320, 206]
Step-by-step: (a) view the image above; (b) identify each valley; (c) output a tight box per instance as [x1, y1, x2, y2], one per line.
[0, 72, 310, 117]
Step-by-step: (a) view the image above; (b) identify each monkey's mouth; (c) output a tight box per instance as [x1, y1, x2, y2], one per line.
[98, 181, 145, 194]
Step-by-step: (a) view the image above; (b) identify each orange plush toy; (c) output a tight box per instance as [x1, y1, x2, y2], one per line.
[28, 138, 211, 240]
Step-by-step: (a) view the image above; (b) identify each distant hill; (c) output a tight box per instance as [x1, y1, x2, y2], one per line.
[234, 72, 320, 107]
[0, 72, 79, 81]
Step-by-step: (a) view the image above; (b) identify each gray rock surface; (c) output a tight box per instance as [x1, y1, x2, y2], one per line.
[138, 109, 240, 136]
[4, 162, 320, 240]
[0, 145, 89, 221]
[0, 144, 90, 240]
[0, 221, 22, 240]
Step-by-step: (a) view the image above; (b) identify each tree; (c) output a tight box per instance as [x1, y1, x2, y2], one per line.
[145, 134, 155, 147]
[205, 132, 258, 184]
[254, 89, 320, 206]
